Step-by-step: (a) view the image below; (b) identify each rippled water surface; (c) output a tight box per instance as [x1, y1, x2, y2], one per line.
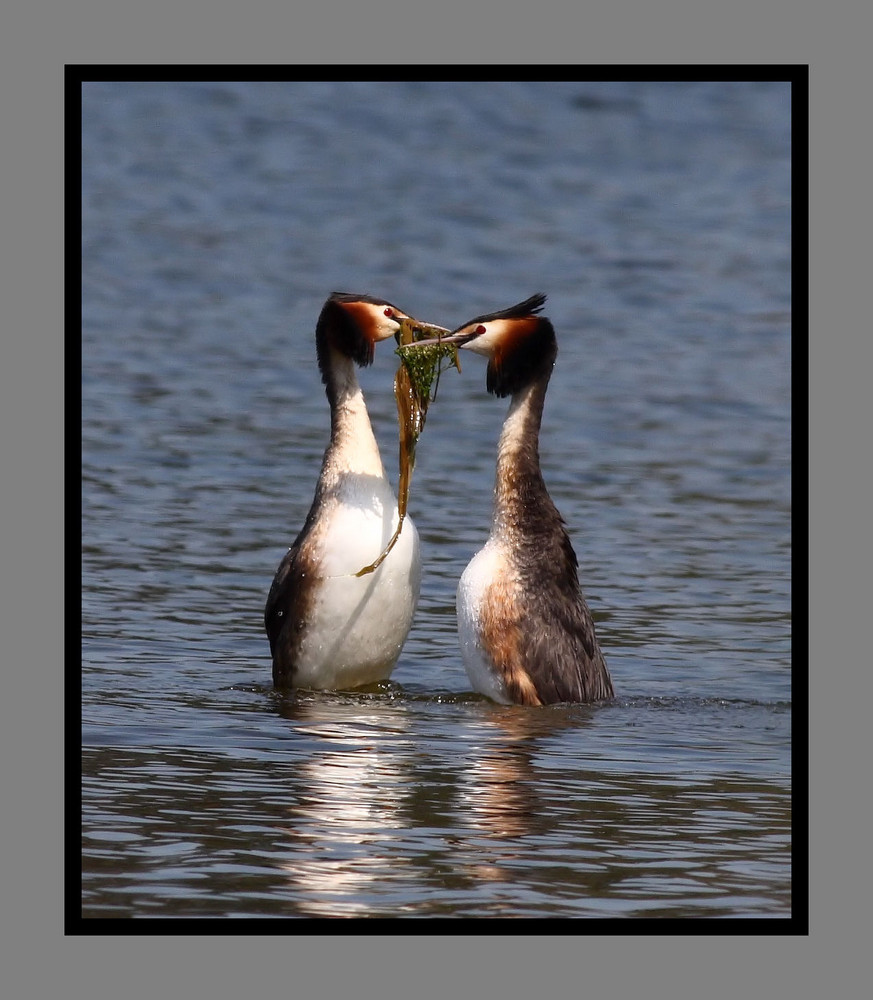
[80, 78, 794, 922]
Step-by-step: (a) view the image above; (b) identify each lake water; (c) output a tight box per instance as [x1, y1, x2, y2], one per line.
[79, 78, 794, 922]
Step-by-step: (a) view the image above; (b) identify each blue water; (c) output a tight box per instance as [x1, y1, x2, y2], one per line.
[80, 79, 793, 920]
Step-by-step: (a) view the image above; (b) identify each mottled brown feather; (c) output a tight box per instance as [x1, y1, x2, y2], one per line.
[478, 576, 543, 706]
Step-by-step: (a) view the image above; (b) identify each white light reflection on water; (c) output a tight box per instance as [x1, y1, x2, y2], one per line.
[277, 708, 414, 916]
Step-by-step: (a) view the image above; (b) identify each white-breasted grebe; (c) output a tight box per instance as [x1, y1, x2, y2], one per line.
[411, 294, 613, 705]
[265, 292, 424, 690]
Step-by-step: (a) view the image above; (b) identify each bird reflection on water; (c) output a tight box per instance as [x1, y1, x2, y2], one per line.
[271, 693, 600, 914]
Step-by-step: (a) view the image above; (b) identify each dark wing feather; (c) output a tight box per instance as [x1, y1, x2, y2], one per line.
[264, 533, 316, 688]
[516, 520, 613, 704]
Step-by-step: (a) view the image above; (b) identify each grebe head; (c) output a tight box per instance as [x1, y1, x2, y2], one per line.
[410, 293, 556, 397]
[316, 292, 412, 377]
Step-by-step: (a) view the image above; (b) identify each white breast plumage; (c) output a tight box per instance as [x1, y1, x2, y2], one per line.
[456, 541, 512, 704]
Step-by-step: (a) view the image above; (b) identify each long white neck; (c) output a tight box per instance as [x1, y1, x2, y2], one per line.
[321, 349, 388, 488]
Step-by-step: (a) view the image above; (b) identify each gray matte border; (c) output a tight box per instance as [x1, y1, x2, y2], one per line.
[5, 0, 861, 995]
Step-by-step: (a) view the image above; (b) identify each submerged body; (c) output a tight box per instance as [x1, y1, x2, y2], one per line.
[414, 294, 613, 705]
[265, 293, 421, 690]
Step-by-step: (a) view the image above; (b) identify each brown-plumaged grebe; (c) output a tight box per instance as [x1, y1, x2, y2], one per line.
[411, 294, 613, 705]
[265, 292, 423, 690]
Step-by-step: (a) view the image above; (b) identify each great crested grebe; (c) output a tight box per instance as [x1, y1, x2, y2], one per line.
[411, 294, 613, 705]
[265, 292, 426, 691]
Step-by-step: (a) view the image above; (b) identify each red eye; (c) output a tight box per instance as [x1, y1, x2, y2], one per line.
[384, 308, 394, 318]
[476, 325, 486, 334]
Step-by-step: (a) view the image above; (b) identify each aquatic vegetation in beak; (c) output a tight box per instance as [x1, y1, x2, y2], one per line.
[355, 319, 460, 576]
